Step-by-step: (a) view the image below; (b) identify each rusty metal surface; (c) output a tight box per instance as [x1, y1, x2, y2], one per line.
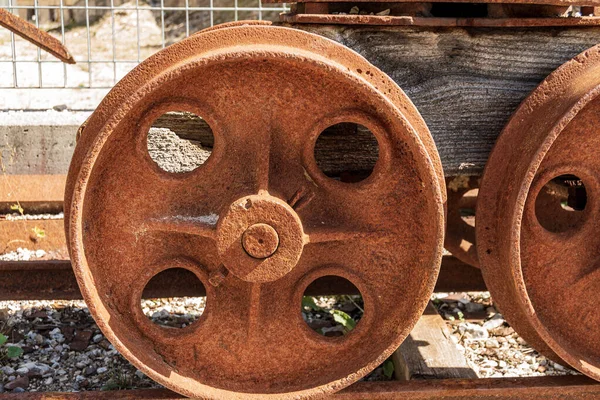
[0, 256, 483, 301]
[0, 175, 66, 204]
[445, 176, 479, 268]
[477, 44, 600, 380]
[0, 260, 79, 300]
[265, 0, 600, 4]
[64, 24, 445, 398]
[1, 376, 600, 399]
[0, 9, 74, 64]
[435, 256, 485, 292]
[198, 19, 272, 33]
[279, 14, 600, 26]
[0, 218, 67, 256]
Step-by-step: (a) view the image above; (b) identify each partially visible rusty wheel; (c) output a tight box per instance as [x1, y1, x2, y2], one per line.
[477, 45, 600, 379]
[65, 24, 445, 398]
[445, 176, 479, 268]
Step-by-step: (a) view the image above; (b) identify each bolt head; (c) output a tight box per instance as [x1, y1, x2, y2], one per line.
[242, 223, 279, 259]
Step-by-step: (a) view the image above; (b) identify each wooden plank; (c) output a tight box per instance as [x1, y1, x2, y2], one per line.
[392, 302, 477, 380]
[286, 26, 600, 175]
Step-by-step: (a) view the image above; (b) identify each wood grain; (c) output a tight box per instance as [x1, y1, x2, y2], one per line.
[3, 28, 600, 177]
[288, 25, 600, 175]
[392, 302, 478, 380]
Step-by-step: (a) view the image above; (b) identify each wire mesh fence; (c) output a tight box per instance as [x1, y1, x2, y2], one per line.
[0, 0, 288, 88]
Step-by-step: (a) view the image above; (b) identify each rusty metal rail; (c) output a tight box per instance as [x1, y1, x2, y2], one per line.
[0, 255, 485, 301]
[279, 14, 600, 26]
[0, 9, 74, 64]
[0, 376, 598, 399]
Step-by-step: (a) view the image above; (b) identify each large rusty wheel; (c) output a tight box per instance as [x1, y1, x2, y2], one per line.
[477, 45, 600, 379]
[64, 25, 445, 398]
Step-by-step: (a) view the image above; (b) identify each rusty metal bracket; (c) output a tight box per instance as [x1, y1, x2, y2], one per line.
[279, 14, 600, 27]
[445, 176, 479, 268]
[271, 0, 600, 26]
[0, 9, 74, 64]
[0, 375, 599, 399]
[266, 0, 600, 5]
[477, 43, 600, 381]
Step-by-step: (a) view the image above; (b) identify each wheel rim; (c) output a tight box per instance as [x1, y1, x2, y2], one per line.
[477, 44, 600, 378]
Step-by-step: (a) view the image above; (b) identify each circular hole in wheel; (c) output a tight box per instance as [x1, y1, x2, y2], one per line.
[314, 122, 379, 183]
[301, 276, 363, 337]
[535, 174, 588, 233]
[140, 268, 207, 329]
[147, 111, 214, 173]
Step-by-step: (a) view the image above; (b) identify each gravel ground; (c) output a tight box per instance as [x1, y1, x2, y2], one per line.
[431, 292, 577, 378]
[0, 299, 158, 393]
[0, 259, 578, 394]
[0, 294, 388, 393]
[3, 213, 64, 221]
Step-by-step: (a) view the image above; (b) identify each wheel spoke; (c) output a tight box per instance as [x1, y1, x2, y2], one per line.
[143, 214, 218, 239]
[306, 227, 397, 244]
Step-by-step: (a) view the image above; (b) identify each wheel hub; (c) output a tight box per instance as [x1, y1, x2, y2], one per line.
[242, 223, 279, 259]
[217, 194, 305, 282]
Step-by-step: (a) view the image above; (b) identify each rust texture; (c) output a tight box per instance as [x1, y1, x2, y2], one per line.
[0, 9, 74, 64]
[2, 375, 600, 399]
[279, 14, 600, 27]
[0, 175, 66, 204]
[265, 0, 600, 4]
[0, 218, 67, 256]
[445, 176, 479, 268]
[64, 24, 445, 398]
[477, 43, 600, 381]
[0, 256, 484, 301]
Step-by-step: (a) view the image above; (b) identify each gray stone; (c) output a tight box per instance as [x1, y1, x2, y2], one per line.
[465, 302, 485, 313]
[1, 366, 15, 375]
[483, 318, 505, 331]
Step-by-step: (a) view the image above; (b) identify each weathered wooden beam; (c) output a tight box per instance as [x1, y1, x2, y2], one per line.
[4, 27, 600, 179]
[392, 302, 478, 380]
[287, 25, 600, 175]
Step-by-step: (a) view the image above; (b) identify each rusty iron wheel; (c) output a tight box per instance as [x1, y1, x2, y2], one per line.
[477, 45, 600, 379]
[64, 24, 445, 399]
[445, 176, 479, 268]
